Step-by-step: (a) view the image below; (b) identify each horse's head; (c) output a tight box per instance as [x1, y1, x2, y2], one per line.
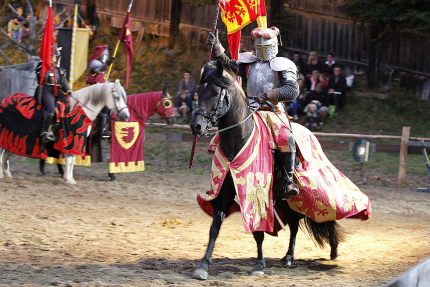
[106, 80, 130, 122]
[154, 87, 176, 126]
[190, 61, 240, 137]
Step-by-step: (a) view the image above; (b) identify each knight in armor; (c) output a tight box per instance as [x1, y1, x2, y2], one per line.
[86, 45, 115, 137]
[207, 27, 300, 200]
[36, 46, 72, 144]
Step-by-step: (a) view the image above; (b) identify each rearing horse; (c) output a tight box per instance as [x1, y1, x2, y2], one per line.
[189, 62, 347, 279]
[0, 80, 130, 184]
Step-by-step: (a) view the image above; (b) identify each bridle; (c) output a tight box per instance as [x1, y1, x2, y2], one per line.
[111, 84, 128, 116]
[194, 85, 260, 137]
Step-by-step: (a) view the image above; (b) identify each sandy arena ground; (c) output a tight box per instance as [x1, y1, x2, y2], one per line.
[1, 155, 430, 287]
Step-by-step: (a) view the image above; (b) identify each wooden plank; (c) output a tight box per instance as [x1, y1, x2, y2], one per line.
[397, 127, 411, 188]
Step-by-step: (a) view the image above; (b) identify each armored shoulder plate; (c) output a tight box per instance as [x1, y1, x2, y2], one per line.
[237, 52, 258, 64]
[88, 59, 104, 72]
[270, 57, 296, 72]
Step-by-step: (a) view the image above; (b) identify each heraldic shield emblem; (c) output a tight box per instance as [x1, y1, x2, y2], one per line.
[114, 122, 139, 150]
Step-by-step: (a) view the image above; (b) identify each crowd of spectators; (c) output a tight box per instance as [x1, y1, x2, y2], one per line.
[289, 50, 349, 129]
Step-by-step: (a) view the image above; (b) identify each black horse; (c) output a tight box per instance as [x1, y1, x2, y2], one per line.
[189, 61, 345, 280]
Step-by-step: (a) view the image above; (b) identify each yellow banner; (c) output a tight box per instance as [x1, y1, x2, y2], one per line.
[71, 28, 90, 83]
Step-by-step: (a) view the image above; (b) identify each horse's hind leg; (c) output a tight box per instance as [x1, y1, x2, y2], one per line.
[192, 177, 236, 280]
[250, 231, 266, 275]
[329, 221, 341, 260]
[0, 148, 4, 178]
[39, 159, 46, 176]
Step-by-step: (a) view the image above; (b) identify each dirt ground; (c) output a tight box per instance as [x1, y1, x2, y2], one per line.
[1, 151, 430, 287]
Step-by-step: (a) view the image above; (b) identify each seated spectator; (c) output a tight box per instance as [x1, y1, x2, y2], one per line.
[305, 70, 322, 92]
[305, 103, 319, 130]
[296, 64, 305, 81]
[7, 7, 24, 39]
[175, 92, 192, 119]
[305, 83, 330, 128]
[319, 73, 328, 89]
[18, 13, 31, 43]
[177, 70, 196, 102]
[324, 52, 337, 76]
[304, 51, 324, 77]
[289, 78, 307, 121]
[328, 66, 347, 117]
[292, 51, 305, 76]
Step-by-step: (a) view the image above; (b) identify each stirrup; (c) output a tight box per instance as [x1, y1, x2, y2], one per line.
[101, 128, 111, 138]
[281, 182, 300, 200]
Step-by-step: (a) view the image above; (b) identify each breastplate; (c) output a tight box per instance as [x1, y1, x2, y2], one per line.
[246, 61, 281, 98]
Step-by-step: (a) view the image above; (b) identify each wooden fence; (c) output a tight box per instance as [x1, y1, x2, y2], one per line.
[0, 59, 39, 101]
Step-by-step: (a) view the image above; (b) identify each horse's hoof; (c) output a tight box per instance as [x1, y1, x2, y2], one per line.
[280, 255, 294, 267]
[65, 179, 77, 184]
[330, 251, 338, 260]
[250, 261, 265, 276]
[191, 268, 208, 280]
[5, 172, 13, 179]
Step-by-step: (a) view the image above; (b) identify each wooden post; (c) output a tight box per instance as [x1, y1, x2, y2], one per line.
[397, 126, 411, 188]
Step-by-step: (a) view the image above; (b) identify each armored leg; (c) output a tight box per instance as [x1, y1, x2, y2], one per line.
[40, 113, 56, 143]
[99, 107, 111, 138]
[280, 151, 300, 200]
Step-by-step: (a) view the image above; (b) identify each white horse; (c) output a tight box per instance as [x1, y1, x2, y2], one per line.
[0, 79, 130, 184]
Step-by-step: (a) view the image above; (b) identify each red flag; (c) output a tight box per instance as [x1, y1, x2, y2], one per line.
[220, 0, 267, 60]
[119, 12, 133, 89]
[39, 6, 54, 87]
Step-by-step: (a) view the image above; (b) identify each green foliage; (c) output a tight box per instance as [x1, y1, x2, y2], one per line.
[338, 0, 430, 32]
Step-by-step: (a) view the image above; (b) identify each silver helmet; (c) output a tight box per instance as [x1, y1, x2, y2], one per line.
[251, 27, 280, 62]
[98, 49, 109, 63]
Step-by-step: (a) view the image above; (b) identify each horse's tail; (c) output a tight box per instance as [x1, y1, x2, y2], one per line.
[301, 217, 347, 248]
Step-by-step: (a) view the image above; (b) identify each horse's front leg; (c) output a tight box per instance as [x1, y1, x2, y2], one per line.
[63, 153, 77, 184]
[280, 216, 299, 267]
[0, 149, 13, 178]
[250, 231, 266, 275]
[192, 176, 236, 280]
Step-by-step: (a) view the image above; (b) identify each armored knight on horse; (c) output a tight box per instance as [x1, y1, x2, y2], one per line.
[207, 26, 300, 200]
[36, 46, 72, 143]
[86, 45, 115, 137]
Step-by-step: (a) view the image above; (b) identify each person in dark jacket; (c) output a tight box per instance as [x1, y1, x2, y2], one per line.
[305, 83, 330, 128]
[328, 66, 347, 116]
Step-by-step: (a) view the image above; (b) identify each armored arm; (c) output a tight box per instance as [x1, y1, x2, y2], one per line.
[60, 69, 72, 95]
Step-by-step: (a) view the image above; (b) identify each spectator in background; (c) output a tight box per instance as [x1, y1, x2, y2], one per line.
[305, 83, 330, 128]
[328, 66, 347, 117]
[305, 51, 324, 77]
[292, 51, 305, 76]
[324, 52, 337, 77]
[175, 92, 192, 119]
[296, 64, 305, 81]
[318, 72, 328, 89]
[17, 12, 31, 43]
[178, 70, 196, 102]
[289, 77, 306, 121]
[305, 70, 322, 92]
[7, 7, 24, 39]
[191, 91, 199, 118]
[305, 103, 319, 130]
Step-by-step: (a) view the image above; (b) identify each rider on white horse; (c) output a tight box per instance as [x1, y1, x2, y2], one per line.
[36, 46, 72, 143]
[207, 27, 300, 200]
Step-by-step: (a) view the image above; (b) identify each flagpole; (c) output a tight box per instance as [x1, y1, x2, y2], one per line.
[69, 4, 79, 88]
[105, 0, 134, 83]
[189, 0, 221, 169]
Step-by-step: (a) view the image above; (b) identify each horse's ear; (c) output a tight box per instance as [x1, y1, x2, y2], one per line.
[216, 59, 223, 74]
[162, 86, 169, 97]
[115, 79, 120, 86]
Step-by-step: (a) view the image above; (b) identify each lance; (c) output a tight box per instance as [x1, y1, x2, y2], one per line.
[105, 0, 134, 83]
[189, 0, 221, 169]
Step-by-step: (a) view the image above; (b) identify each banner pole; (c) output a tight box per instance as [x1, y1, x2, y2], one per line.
[105, 0, 134, 83]
[69, 4, 79, 88]
[189, 0, 221, 169]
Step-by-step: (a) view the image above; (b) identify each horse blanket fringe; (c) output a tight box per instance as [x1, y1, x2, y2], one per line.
[0, 93, 92, 158]
[197, 112, 371, 234]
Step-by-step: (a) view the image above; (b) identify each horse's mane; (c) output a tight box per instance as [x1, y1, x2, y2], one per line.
[200, 62, 246, 99]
